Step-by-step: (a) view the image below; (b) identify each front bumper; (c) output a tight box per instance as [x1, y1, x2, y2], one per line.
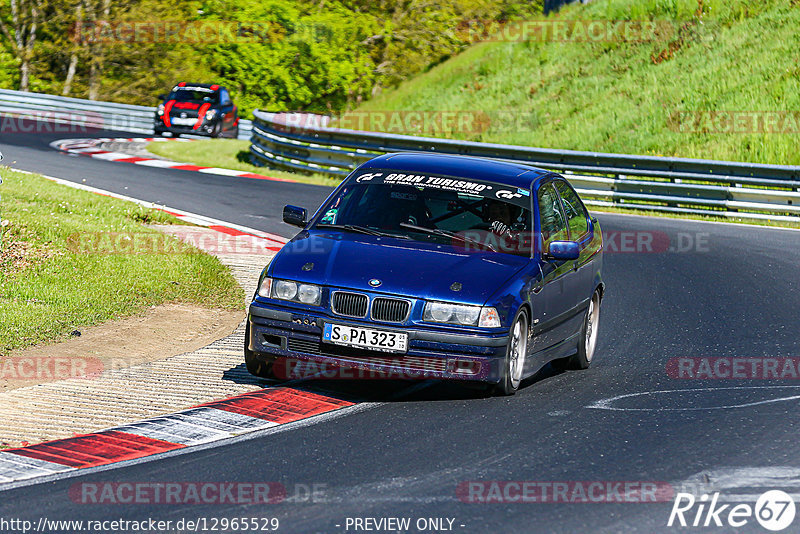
[154, 119, 217, 136]
[247, 302, 508, 383]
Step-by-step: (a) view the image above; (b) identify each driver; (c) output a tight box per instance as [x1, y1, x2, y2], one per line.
[488, 201, 517, 238]
[486, 201, 532, 255]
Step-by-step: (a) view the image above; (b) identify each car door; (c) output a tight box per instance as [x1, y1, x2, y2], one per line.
[533, 181, 579, 352]
[553, 178, 594, 337]
[219, 89, 236, 130]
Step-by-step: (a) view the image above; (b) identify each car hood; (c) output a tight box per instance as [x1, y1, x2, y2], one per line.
[269, 231, 529, 305]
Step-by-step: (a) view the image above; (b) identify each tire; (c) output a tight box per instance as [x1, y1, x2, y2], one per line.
[495, 309, 529, 396]
[554, 289, 601, 371]
[210, 122, 222, 138]
[244, 322, 275, 378]
[229, 126, 239, 139]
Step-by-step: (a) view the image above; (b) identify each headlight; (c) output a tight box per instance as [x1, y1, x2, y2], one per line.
[424, 301, 491, 326]
[427, 302, 455, 322]
[297, 284, 322, 305]
[205, 109, 217, 120]
[156, 104, 165, 116]
[258, 277, 322, 306]
[274, 280, 297, 300]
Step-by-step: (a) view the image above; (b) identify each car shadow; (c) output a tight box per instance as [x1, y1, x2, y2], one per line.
[222, 361, 566, 403]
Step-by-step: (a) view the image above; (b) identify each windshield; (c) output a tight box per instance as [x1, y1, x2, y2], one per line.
[314, 173, 533, 256]
[168, 89, 218, 103]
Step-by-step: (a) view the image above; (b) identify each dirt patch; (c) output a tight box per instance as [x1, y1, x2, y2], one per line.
[0, 303, 244, 392]
[0, 224, 62, 273]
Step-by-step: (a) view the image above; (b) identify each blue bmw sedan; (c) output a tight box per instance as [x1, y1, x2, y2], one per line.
[246, 153, 604, 395]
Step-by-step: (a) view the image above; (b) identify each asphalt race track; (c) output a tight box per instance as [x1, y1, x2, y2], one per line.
[2, 124, 800, 533]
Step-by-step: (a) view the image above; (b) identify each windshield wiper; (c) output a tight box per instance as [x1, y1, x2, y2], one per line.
[399, 222, 496, 252]
[317, 224, 410, 239]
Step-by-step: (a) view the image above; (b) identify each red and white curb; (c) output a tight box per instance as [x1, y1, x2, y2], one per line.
[49, 137, 298, 183]
[0, 387, 354, 484]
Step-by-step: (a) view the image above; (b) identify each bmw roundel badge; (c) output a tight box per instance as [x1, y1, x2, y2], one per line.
[369, 279, 382, 287]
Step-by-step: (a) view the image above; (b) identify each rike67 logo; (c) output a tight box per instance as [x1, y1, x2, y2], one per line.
[668, 490, 796, 531]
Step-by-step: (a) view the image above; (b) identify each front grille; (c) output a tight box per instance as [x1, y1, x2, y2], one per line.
[371, 297, 411, 323]
[331, 291, 368, 318]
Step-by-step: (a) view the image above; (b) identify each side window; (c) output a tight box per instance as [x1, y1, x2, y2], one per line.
[554, 179, 589, 240]
[220, 89, 232, 106]
[537, 182, 569, 253]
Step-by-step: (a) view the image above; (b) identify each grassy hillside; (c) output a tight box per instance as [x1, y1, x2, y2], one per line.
[349, 0, 800, 165]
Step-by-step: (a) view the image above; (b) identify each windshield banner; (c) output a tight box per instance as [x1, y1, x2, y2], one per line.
[349, 171, 532, 209]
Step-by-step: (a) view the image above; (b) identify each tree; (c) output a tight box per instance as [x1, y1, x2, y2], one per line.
[0, 0, 44, 91]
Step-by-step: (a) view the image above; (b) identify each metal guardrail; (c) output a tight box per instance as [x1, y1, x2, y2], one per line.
[0, 88, 252, 140]
[250, 110, 800, 222]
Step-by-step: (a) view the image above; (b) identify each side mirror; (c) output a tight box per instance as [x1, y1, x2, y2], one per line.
[283, 205, 307, 228]
[547, 241, 579, 260]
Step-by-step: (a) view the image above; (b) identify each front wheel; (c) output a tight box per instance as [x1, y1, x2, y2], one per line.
[495, 310, 528, 396]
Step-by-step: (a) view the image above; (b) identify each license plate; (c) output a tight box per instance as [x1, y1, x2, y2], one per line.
[171, 117, 196, 126]
[323, 323, 408, 353]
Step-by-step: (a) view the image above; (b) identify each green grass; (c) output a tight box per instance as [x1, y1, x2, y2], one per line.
[353, 0, 800, 165]
[0, 167, 244, 355]
[146, 140, 343, 188]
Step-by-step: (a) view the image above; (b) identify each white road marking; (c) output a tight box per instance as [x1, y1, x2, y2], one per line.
[587, 385, 800, 411]
[197, 167, 248, 176]
[133, 159, 190, 168]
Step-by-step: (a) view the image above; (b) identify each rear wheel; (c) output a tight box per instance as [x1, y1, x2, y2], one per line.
[495, 310, 528, 396]
[244, 322, 275, 378]
[554, 289, 601, 371]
